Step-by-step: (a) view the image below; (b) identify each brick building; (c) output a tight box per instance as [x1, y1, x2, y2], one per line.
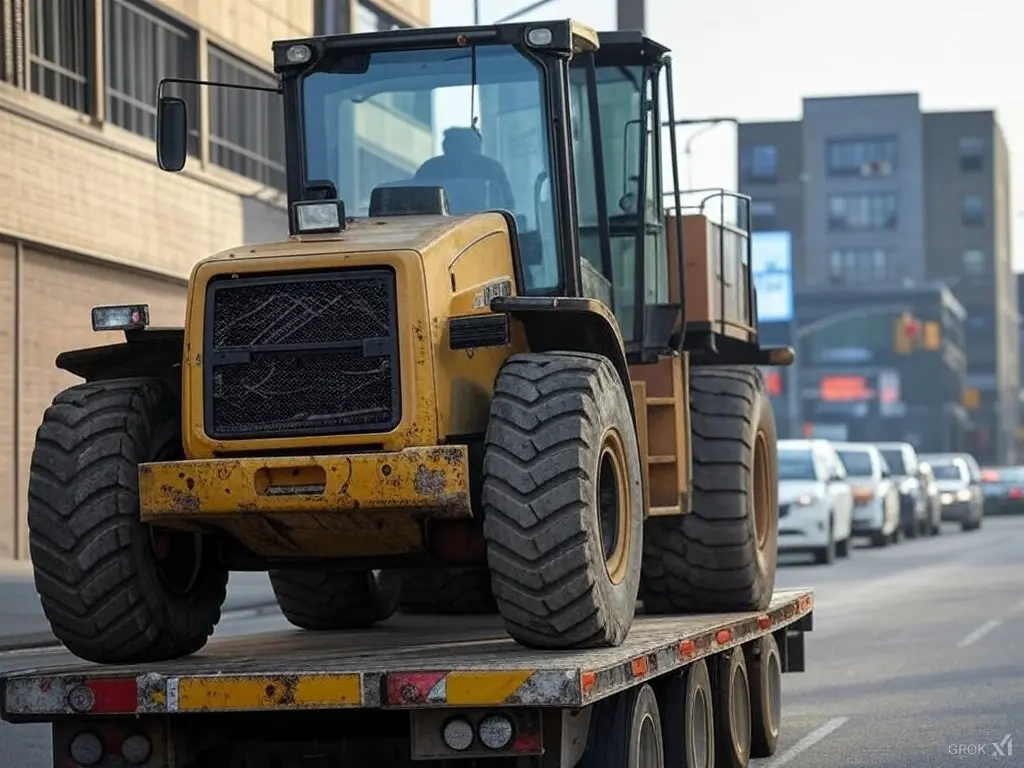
[0, 0, 429, 558]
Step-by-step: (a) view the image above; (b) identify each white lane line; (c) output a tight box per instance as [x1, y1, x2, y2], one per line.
[957, 618, 1003, 648]
[761, 717, 849, 767]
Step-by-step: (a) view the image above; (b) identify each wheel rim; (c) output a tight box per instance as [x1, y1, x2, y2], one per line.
[690, 686, 711, 767]
[730, 667, 751, 757]
[753, 428, 771, 550]
[638, 712, 663, 768]
[598, 428, 631, 585]
[149, 528, 204, 597]
[767, 650, 783, 736]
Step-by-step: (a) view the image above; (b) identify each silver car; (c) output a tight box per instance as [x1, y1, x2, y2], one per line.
[919, 453, 984, 531]
[834, 443, 901, 547]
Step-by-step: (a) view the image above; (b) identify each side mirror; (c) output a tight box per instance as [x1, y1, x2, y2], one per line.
[156, 96, 188, 172]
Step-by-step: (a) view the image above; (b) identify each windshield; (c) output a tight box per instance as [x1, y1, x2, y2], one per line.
[931, 462, 966, 481]
[778, 449, 818, 481]
[878, 449, 907, 475]
[301, 45, 559, 293]
[837, 450, 874, 477]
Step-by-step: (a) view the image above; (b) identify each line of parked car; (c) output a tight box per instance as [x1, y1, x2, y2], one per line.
[775, 439, 997, 565]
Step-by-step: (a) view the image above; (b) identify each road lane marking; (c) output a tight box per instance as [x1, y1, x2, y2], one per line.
[762, 717, 849, 766]
[957, 618, 1002, 648]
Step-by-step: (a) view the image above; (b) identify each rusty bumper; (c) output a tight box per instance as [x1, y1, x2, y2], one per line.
[137, 446, 472, 523]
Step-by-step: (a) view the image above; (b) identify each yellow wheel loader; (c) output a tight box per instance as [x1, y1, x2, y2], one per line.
[27, 19, 794, 664]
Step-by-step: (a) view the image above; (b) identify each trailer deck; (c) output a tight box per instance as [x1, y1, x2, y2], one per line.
[1, 589, 812, 722]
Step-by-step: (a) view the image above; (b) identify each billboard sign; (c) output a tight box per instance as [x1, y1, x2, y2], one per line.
[750, 231, 793, 323]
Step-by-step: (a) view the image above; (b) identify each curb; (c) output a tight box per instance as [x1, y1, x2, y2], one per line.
[0, 601, 281, 654]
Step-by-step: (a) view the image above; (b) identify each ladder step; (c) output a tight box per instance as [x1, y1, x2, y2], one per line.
[646, 397, 675, 406]
[648, 454, 676, 465]
[648, 505, 681, 516]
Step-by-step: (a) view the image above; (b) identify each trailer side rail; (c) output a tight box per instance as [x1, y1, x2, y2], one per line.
[1, 590, 812, 721]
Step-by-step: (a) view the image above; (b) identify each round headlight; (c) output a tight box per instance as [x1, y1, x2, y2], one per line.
[442, 718, 474, 751]
[478, 713, 515, 750]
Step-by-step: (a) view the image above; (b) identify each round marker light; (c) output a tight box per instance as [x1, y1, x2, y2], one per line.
[69, 731, 104, 766]
[286, 44, 312, 63]
[67, 685, 95, 713]
[478, 713, 515, 750]
[526, 27, 553, 46]
[442, 717, 475, 751]
[121, 733, 153, 765]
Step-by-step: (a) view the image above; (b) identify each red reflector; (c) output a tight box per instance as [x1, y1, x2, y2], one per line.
[715, 629, 732, 645]
[630, 656, 649, 677]
[512, 731, 542, 753]
[678, 639, 695, 659]
[385, 672, 447, 706]
[87, 679, 137, 714]
[757, 615, 772, 630]
[1011, 488, 1024, 498]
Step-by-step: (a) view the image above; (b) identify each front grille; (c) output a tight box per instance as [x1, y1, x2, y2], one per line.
[203, 269, 400, 439]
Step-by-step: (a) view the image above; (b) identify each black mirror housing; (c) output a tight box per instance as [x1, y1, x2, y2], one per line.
[156, 96, 188, 172]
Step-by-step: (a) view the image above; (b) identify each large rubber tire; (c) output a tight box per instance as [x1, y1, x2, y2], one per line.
[713, 647, 752, 768]
[745, 634, 783, 758]
[661, 658, 715, 768]
[269, 569, 400, 630]
[398, 567, 497, 614]
[641, 366, 778, 614]
[582, 683, 666, 768]
[482, 352, 644, 649]
[27, 378, 228, 664]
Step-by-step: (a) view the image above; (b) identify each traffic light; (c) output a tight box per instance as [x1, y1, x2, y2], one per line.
[893, 312, 921, 354]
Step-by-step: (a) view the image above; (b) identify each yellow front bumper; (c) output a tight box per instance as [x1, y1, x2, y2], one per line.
[137, 447, 472, 558]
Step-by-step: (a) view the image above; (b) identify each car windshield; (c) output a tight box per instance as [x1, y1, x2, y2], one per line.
[301, 44, 559, 293]
[836, 450, 874, 477]
[931, 462, 965, 481]
[878, 449, 907, 475]
[778, 450, 818, 481]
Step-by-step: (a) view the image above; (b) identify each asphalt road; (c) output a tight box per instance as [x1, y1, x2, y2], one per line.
[1, 516, 1021, 766]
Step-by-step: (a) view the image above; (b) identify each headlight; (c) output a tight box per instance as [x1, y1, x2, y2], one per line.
[956, 489, 972, 502]
[940, 493, 954, 504]
[792, 494, 820, 506]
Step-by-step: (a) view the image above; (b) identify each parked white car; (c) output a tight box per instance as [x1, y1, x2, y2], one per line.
[777, 439, 855, 564]
[833, 442, 901, 547]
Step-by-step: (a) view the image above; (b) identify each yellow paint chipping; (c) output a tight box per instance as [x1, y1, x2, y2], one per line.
[175, 674, 362, 712]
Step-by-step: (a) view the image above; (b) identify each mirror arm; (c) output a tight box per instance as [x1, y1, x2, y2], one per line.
[158, 76, 281, 99]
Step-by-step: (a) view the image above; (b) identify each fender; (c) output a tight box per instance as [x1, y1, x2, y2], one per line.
[55, 329, 185, 382]
[490, 295, 636, 425]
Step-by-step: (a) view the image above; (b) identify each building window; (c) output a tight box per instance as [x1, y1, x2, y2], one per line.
[826, 136, 898, 177]
[315, 0, 350, 34]
[749, 200, 776, 230]
[828, 248, 893, 284]
[356, 1, 404, 31]
[959, 136, 985, 172]
[105, 0, 198, 152]
[962, 195, 985, 226]
[28, 0, 91, 111]
[741, 144, 778, 182]
[827, 193, 898, 230]
[962, 249, 986, 273]
[208, 46, 286, 190]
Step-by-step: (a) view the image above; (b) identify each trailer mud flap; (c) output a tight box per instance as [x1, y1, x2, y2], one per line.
[776, 611, 812, 674]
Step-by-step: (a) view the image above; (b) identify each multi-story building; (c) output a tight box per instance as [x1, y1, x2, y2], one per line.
[0, 0, 429, 558]
[739, 93, 1017, 463]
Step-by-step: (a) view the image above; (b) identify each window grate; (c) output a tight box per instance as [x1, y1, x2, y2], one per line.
[28, 0, 91, 111]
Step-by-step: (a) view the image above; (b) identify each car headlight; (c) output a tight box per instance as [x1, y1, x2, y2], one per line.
[956, 489, 972, 502]
[792, 494, 821, 506]
[940, 492, 954, 504]
[898, 478, 918, 494]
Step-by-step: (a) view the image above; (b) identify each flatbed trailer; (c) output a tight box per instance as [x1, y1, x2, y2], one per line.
[1, 589, 813, 768]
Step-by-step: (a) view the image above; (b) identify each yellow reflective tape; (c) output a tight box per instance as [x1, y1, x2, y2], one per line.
[444, 670, 535, 706]
[175, 674, 361, 711]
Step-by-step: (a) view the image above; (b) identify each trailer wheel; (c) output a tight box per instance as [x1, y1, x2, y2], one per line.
[660, 658, 715, 768]
[713, 647, 752, 768]
[582, 683, 665, 768]
[398, 567, 497, 614]
[269, 569, 400, 630]
[745, 634, 783, 757]
[27, 378, 228, 664]
[482, 352, 643, 649]
[641, 366, 778, 613]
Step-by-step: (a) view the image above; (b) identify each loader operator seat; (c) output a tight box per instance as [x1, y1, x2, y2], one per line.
[414, 127, 516, 214]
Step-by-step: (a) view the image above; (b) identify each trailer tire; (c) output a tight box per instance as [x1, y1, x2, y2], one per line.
[641, 366, 778, 614]
[745, 635, 782, 758]
[582, 683, 665, 768]
[27, 378, 228, 664]
[713, 647, 752, 768]
[482, 352, 643, 649]
[398, 567, 497, 614]
[270, 569, 400, 630]
[660, 658, 715, 768]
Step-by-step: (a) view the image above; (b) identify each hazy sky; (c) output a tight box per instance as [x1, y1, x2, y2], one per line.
[434, 0, 1023, 268]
